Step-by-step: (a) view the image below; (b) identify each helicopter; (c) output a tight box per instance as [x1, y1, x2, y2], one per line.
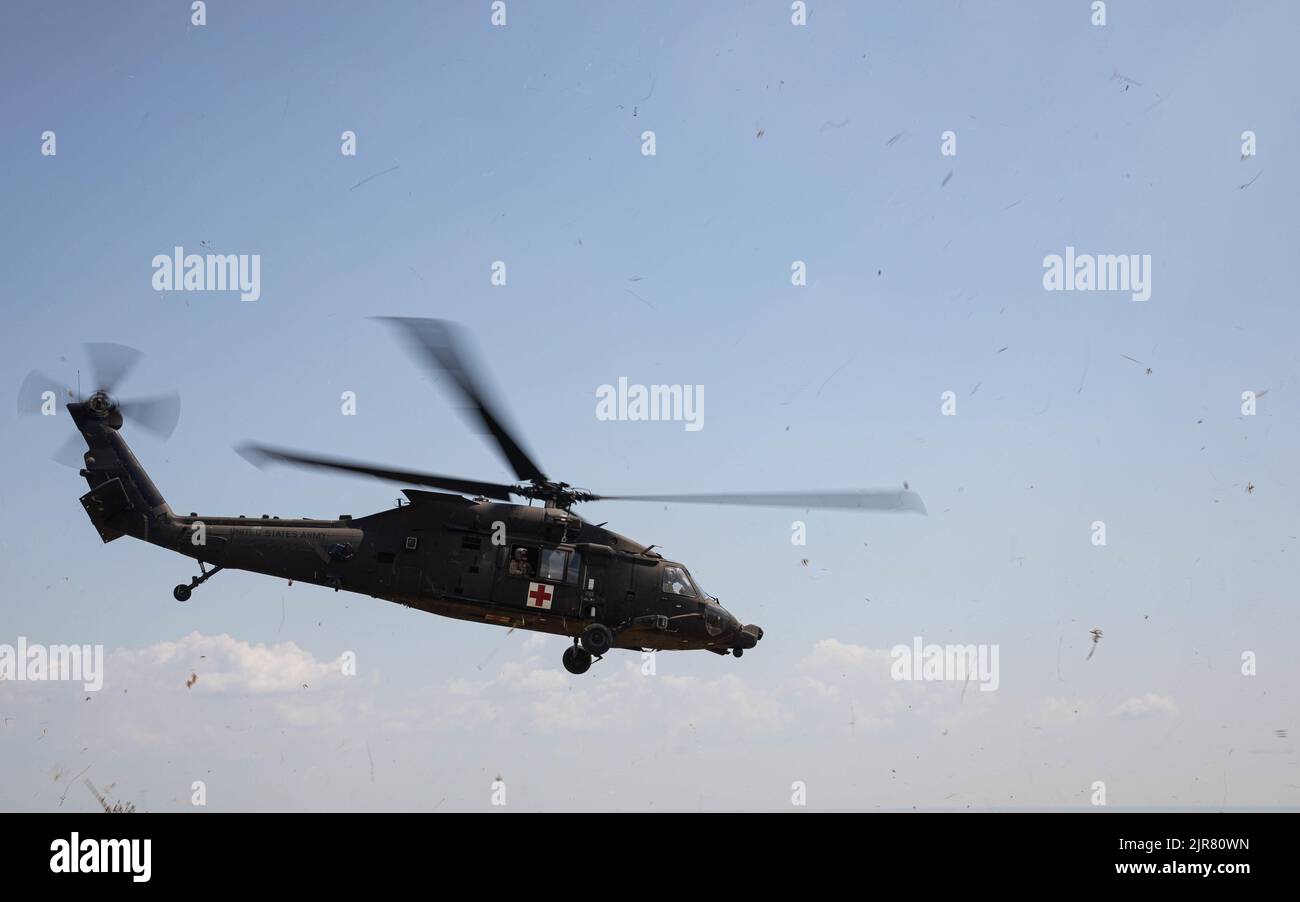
[36, 319, 926, 675]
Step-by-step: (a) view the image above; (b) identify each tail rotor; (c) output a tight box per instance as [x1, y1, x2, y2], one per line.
[17, 343, 181, 466]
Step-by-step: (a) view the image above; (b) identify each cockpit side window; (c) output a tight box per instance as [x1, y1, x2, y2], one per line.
[661, 565, 697, 597]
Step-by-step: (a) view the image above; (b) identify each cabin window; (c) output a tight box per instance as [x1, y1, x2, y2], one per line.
[535, 548, 583, 584]
[539, 548, 568, 582]
[661, 565, 697, 597]
[507, 545, 538, 578]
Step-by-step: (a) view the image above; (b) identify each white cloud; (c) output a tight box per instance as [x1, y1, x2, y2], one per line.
[791, 637, 997, 731]
[1111, 693, 1180, 719]
[112, 631, 346, 696]
[2, 631, 1271, 812]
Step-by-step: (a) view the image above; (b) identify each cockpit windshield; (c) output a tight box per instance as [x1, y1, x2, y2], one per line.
[661, 565, 697, 598]
[691, 570, 714, 601]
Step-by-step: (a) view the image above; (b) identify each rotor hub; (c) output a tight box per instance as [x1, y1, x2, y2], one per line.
[518, 480, 597, 510]
[87, 391, 115, 416]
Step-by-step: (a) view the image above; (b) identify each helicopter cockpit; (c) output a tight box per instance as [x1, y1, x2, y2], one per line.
[661, 564, 697, 597]
[662, 563, 720, 603]
[661, 563, 730, 637]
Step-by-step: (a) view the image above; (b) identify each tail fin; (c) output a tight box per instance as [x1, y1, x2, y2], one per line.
[69, 400, 174, 543]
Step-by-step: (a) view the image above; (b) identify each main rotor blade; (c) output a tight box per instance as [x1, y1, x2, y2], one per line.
[17, 369, 71, 415]
[236, 443, 518, 501]
[119, 393, 181, 440]
[84, 343, 142, 394]
[591, 489, 928, 514]
[377, 317, 547, 483]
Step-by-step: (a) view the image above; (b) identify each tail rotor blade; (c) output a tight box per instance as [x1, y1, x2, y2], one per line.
[84, 342, 142, 394]
[17, 370, 71, 416]
[118, 393, 181, 440]
[51, 434, 86, 468]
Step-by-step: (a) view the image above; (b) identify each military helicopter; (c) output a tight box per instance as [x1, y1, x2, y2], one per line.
[36, 319, 925, 675]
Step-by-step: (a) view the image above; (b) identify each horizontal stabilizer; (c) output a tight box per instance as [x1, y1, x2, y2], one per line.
[79, 477, 134, 543]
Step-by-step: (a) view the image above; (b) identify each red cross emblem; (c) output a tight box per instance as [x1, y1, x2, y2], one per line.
[526, 581, 553, 610]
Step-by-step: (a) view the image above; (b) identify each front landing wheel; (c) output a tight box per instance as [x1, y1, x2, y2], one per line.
[562, 645, 592, 675]
[580, 623, 614, 658]
[173, 584, 192, 602]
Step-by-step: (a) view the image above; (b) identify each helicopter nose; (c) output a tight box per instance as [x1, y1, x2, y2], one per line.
[735, 624, 763, 650]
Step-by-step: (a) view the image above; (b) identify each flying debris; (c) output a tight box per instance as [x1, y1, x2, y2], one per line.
[1087, 628, 1104, 660]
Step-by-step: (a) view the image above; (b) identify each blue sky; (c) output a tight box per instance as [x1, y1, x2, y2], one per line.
[1, 1, 1297, 811]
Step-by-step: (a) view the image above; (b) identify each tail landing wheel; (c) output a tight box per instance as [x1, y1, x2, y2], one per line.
[562, 644, 592, 675]
[173, 563, 223, 603]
